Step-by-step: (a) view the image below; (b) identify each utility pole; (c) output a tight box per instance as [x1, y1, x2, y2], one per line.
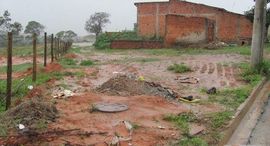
[251, 0, 266, 68]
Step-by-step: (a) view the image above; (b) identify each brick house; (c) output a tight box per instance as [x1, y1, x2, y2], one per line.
[135, 0, 253, 47]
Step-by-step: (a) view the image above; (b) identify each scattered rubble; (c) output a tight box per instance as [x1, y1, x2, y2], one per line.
[97, 75, 178, 100]
[52, 87, 74, 99]
[189, 124, 205, 136]
[204, 41, 229, 49]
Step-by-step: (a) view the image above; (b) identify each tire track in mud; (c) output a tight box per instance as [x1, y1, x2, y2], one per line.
[192, 62, 239, 87]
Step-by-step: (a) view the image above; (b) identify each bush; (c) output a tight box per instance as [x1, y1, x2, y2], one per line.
[94, 31, 142, 49]
[168, 63, 192, 73]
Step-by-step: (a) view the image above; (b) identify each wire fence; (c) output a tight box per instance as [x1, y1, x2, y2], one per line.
[0, 32, 73, 111]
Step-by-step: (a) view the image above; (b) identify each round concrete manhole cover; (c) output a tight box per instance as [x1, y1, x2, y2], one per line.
[94, 103, 129, 113]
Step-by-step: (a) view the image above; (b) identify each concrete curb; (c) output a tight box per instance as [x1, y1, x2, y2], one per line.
[218, 78, 268, 146]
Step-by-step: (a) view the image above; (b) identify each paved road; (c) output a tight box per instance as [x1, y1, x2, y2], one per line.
[249, 97, 270, 146]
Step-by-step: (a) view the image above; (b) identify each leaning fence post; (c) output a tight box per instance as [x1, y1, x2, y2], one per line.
[6, 32, 12, 110]
[51, 34, 54, 63]
[44, 32, 47, 67]
[32, 33, 37, 82]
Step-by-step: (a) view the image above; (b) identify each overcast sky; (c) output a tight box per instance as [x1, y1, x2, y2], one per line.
[0, 0, 255, 36]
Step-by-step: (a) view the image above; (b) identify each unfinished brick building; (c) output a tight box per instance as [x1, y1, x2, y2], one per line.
[135, 0, 253, 47]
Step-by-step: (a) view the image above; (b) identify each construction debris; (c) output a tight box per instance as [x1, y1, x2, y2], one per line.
[97, 75, 178, 100]
[175, 76, 199, 84]
[52, 87, 74, 99]
[189, 124, 205, 136]
[204, 41, 229, 49]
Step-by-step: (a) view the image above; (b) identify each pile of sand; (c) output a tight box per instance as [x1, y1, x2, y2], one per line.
[97, 75, 178, 100]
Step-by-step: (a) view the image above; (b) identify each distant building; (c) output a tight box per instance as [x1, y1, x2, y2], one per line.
[135, 0, 253, 47]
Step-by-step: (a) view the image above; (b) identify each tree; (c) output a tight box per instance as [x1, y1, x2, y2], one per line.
[85, 12, 110, 38]
[251, 0, 266, 67]
[24, 21, 45, 36]
[11, 22, 22, 35]
[56, 30, 77, 42]
[0, 10, 12, 32]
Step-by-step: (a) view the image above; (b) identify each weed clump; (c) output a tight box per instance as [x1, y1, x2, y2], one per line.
[80, 60, 94, 66]
[168, 63, 192, 73]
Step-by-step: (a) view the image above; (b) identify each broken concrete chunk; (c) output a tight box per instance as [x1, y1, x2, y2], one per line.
[52, 87, 74, 99]
[189, 124, 205, 136]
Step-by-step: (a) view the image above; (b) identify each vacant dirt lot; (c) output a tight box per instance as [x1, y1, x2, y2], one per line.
[0, 45, 267, 145]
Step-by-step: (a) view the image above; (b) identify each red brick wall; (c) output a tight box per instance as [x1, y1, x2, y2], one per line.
[110, 40, 163, 49]
[165, 15, 213, 47]
[135, 0, 253, 44]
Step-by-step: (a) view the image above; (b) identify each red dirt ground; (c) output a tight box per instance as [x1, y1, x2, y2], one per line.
[24, 93, 186, 146]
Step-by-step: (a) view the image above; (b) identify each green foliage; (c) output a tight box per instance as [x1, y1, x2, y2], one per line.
[178, 137, 208, 146]
[0, 71, 65, 113]
[94, 31, 142, 49]
[0, 101, 5, 113]
[208, 86, 252, 110]
[59, 58, 78, 67]
[164, 113, 197, 135]
[239, 63, 263, 86]
[0, 63, 32, 73]
[208, 111, 232, 129]
[0, 45, 46, 57]
[24, 21, 45, 36]
[168, 63, 192, 73]
[80, 60, 94, 66]
[164, 113, 208, 146]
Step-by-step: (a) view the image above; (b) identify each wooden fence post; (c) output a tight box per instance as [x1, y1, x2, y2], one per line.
[54, 37, 58, 60]
[51, 34, 54, 63]
[6, 32, 12, 110]
[58, 39, 60, 58]
[32, 33, 37, 82]
[44, 32, 47, 67]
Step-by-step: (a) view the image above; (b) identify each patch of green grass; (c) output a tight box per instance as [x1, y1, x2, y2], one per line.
[59, 58, 78, 68]
[80, 60, 94, 66]
[141, 49, 183, 56]
[164, 113, 197, 135]
[0, 63, 32, 73]
[168, 63, 192, 73]
[207, 111, 233, 129]
[0, 71, 67, 113]
[208, 86, 252, 110]
[68, 47, 81, 54]
[0, 45, 47, 57]
[0, 101, 5, 113]
[63, 71, 85, 78]
[178, 137, 208, 146]
[208, 62, 265, 110]
[164, 113, 208, 146]
[34, 119, 48, 130]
